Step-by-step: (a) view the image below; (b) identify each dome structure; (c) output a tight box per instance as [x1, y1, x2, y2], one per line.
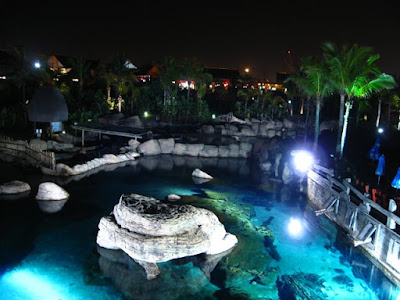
[28, 86, 68, 122]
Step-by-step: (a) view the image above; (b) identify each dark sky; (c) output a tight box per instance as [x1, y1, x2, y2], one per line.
[1, 1, 399, 81]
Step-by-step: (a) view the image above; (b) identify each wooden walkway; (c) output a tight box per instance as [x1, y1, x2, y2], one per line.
[71, 123, 151, 147]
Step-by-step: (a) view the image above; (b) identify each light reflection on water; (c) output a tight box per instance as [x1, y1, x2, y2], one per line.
[0, 155, 399, 299]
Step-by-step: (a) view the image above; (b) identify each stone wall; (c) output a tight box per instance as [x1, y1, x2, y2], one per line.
[136, 138, 253, 159]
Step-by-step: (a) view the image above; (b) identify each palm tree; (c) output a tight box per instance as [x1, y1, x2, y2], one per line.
[287, 56, 332, 151]
[98, 53, 136, 112]
[374, 89, 399, 127]
[237, 87, 259, 117]
[158, 57, 179, 106]
[322, 42, 396, 157]
[341, 72, 396, 158]
[179, 58, 212, 100]
[67, 56, 92, 101]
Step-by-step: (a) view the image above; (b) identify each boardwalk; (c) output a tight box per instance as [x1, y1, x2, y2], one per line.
[71, 122, 152, 147]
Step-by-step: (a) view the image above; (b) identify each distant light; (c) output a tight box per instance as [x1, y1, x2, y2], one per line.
[34, 61, 41, 69]
[288, 217, 302, 237]
[288, 100, 292, 104]
[72, 78, 79, 82]
[0, 75, 6, 80]
[143, 111, 149, 118]
[292, 150, 314, 172]
[212, 114, 216, 119]
[244, 68, 250, 73]
[378, 127, 384, 134]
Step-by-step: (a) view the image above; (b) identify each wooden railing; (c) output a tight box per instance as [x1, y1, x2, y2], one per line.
[308, 164, 400, 285]
[0, 135, 56, 169]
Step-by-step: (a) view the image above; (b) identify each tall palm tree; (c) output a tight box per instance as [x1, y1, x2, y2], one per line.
[179, 58, 212, 99]
[67, 56, 92, 101]
[158, 57, 179, 106]
[341, 73, 396, 158]
[237, 87, 259, 117]
[322, 42, 396, 157]
[287, 56, 332, 151]
[99, 53, 136, 112]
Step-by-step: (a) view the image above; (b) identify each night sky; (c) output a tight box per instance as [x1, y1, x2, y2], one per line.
[1, 1, 399, 81]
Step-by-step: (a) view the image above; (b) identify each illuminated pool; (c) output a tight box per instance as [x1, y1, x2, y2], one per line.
[0, 156, 399, 299]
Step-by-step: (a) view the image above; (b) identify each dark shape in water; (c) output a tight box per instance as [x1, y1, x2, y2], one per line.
[214, 287, 251, 300]
[262, 216, 274, 226]
[332, 274, 354, 288]
[264, 236, 281, 261]
[191, 188, 209, 198]
[334, 268, 345, 274]
[249, 275, 267, 286]
[276, 272, 327, 300]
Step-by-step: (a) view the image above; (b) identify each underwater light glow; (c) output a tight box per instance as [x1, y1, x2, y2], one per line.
[288, 217, 302, 237]
[1, 269, 65, 300]
[292, 150, 314, 172]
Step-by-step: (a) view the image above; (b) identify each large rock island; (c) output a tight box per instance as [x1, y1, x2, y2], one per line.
[96, 193, 238, 279]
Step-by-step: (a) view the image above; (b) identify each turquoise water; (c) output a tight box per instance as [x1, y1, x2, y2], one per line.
[0, 155, 399, 299]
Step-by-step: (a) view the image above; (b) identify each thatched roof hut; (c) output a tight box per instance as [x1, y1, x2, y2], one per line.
[28, 86, 68, 122]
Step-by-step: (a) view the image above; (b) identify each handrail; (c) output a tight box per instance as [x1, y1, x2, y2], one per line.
[311, 164, 400, 227]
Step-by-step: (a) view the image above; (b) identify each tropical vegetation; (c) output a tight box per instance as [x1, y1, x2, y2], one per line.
[0, 43, 399, 161]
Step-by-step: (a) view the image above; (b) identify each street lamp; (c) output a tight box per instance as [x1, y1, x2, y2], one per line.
[244, 68, 250, 73]
[33, 61, 41, 69]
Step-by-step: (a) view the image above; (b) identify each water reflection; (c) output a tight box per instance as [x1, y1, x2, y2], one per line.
[97, 246, 232, 299]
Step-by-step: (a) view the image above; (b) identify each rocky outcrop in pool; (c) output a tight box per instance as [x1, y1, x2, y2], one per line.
[96, 193, 238, 280]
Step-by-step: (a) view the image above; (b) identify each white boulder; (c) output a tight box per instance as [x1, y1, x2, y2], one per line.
[192, 168, 213, 179]
[36, 182, 69, 200]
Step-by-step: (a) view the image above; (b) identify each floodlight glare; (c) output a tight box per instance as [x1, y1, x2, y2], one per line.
[288, 217, 302, 237]
[292, 150, 314, 172]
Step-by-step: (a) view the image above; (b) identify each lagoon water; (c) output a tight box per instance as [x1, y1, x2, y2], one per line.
[0, 155, 399, 299]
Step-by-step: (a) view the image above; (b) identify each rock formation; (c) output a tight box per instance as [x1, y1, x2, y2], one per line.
[96, 193, 237, 279]
[36, 182, 69, 201]
[0, 180, 31, 195]
[192, 168, 213, 179]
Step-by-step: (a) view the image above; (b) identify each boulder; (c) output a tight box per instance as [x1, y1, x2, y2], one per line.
[98, 113, 125, 125]
[158, 138, 175, 154]
[127, 139, 141, 151]
[199, 145, 219, 158]
[192, 168, 213, 179]
[240, 127, 255, 136]
[185, 144, 204, 156]
[118, 115, 144, 128]
[228, 144, 240, 158]
[0, 180, 31, 195]
[282, 162, 293, 184]
[35, 182, 69, 201]
[29, 139, 47, 151]
[226, 124, 239, 133]
[202, 125, 215, 135]
[172, 143, 187, 155]
[267, 129, 276, 138]
[218, 146, 230, 158]
[166, 194, 181, 201]
[96, 194, 237, 279]
[239, 142, 253, 158]
[283, 118, 294, 129]
[137, 139, 161, 156]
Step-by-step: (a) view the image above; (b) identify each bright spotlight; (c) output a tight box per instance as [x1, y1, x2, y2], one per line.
[291, 150, 314, 172]
[288, 217, 302, 237]
[378, 127, 384, 134]
[34, 61, 41, 69]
